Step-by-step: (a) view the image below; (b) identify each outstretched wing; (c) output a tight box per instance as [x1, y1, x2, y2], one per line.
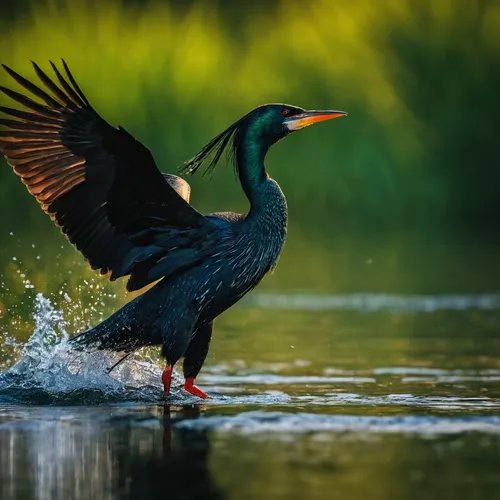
[0, 61, 218, 291]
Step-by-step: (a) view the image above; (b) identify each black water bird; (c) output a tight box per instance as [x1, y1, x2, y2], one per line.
[0, 61, 346, 398]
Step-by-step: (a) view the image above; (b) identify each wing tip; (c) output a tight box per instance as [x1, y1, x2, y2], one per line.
[1, 64, 19, 81]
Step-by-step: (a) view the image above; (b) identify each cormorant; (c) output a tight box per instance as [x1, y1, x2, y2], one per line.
[0, 61, 346, 398]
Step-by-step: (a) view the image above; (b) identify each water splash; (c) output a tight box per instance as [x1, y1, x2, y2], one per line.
[0, 294, 180, 404]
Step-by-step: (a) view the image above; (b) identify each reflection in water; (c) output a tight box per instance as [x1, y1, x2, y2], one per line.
[0, 405, 224, 500]
[118, 405, 225, 500]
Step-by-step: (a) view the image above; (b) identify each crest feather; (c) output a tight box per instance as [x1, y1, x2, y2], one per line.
[180, 119, 243, 177]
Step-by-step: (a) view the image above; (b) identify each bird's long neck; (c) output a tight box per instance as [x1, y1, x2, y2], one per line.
[235, 125, 269, 204]
[236, 124, 288, 234]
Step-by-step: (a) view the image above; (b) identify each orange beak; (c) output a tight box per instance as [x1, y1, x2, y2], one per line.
[284, 110, 347, 131]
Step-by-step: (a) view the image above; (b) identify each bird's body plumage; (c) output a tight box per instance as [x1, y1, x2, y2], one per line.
[79, 182, 287, 360]
[0, 61, 345, 397]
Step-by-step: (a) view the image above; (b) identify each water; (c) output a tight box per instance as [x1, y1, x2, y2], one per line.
[1, 288, 500, 500]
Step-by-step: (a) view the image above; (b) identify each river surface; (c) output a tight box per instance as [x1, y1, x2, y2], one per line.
[0, 290, 499, 500]
[1, 234, 500, 500]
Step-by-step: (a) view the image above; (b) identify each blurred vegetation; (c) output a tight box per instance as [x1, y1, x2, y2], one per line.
[0, 0, 499, 339]
[1, 0, 499, 227]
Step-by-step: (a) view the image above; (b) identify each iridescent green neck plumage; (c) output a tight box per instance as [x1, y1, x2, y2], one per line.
[181, 107, 290, 209]
[235, 120, 272, 204]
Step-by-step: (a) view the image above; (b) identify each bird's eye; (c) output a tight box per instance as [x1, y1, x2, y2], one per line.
[282, 109, 290, 116]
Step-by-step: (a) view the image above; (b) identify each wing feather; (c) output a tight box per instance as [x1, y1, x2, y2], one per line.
[0, 61, 218, 290]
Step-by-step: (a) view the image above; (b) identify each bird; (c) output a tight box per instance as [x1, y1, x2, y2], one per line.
[0, 61, 346, 398]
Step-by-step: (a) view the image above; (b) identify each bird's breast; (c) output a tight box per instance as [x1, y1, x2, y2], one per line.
[196, 177, 287, 320]
[197, 218, 287, 320]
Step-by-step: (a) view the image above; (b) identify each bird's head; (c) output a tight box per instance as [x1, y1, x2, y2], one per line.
[243, 104, 347, 145]
[181, 103, 346, 176]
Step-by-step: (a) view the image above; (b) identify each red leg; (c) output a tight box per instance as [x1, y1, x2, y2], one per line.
[162, 365, 173, 395]
[184, 377, 209, 399]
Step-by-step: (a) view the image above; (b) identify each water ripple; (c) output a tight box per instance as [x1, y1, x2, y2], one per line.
[200, 374, 376, 385]
[176, 411, 500, 435]
[293, 393, 500, 410]
[248, 292, 500, 312]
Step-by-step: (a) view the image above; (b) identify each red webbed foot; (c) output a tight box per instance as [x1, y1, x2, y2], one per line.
[162, 365, 173, 395]
[184, 377, 209, 399]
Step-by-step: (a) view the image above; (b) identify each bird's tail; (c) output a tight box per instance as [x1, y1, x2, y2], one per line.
[70, 301, 150, 352]
[70, 324, 139, 352]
